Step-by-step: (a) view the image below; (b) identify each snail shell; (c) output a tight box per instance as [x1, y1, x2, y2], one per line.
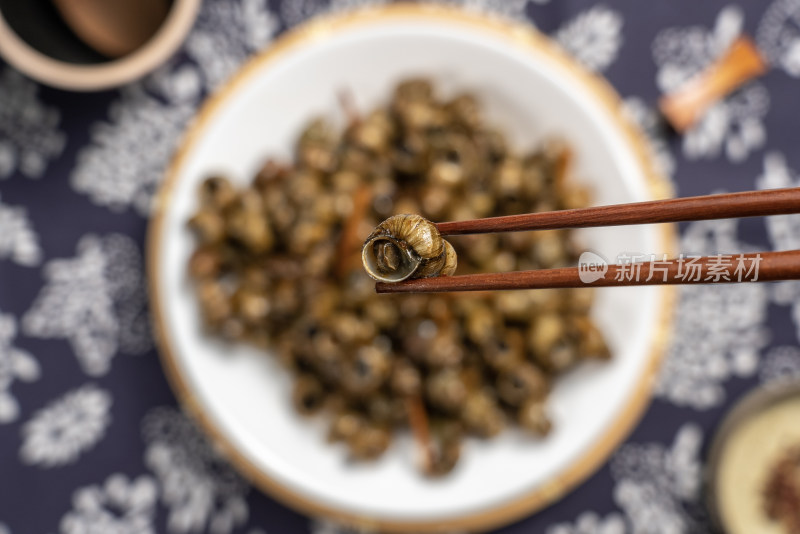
[362, 214, 457, 282]
[441, 240, 457, 277]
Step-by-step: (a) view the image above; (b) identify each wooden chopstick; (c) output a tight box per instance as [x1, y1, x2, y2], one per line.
[658, 36, 768, 132]
[373, 188, 800, 293]
[376, 250, 800, 293]
[434, 188, 800, 236]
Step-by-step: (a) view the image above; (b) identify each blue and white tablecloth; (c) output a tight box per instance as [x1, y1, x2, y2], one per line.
[1, 1, 800, 533]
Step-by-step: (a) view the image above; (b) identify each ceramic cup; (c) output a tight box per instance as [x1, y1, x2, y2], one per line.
[0, 0, 200, 91]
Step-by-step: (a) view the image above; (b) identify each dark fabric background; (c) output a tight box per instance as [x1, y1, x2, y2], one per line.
[1, 1, 799, 533]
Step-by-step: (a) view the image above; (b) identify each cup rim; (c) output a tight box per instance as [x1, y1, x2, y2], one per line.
[0, 0, 201, 91]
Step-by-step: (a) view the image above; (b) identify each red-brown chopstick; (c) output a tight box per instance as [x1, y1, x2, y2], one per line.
[434, 188, 800, 236]
[375, 250, 800, 293]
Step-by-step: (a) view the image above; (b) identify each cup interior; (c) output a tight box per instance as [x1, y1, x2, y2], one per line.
[0, 0, 110, 64]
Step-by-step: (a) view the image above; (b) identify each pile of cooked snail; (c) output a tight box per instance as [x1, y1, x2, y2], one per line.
[187, 78, 610, 476]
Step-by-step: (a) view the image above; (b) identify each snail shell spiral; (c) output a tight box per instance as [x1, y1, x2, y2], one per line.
[362, 214, 457, 283]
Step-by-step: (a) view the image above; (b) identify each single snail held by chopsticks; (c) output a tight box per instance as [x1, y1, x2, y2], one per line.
[362, 214, 457, 282]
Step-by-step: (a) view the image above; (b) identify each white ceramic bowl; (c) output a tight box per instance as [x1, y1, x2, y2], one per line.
[148, 5, 675, 532]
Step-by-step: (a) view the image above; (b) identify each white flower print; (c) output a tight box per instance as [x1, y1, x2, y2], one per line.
[652, 6, 768, 162]
[185, 0, 279, 92]
[281, 0, 331, 28]
[0, 310, 39, 424]
[70, 83, 197, 216]
[20, 384, 111, 467]
[610, 424, 708, 534]
[283, 0, 540, 29]
[22, 234, 151, 376]
[622, 98, 675, 181]
[309, 518, 464, 534]
[756, 151, 800, 343]
[142, 408, 249, 534]
[309, 520, 365, 534]
[653, 6, 743, 92]
[70, 0, 279, 216]
[0, 195, 42, 266]
[757, 151, 800, 251]
[546, 512, 627, 534]
[144, 64, 204, 106]
[60, 474, 157, 534]
[444, 0, 535, 20]
[682, 84, 768, 162]
[757, 0, 800, 77]
[760, 345, 800, 385]
[556, 6, 623, 73]
[656, 218, 770, 409]
[0, 67, 65, 179]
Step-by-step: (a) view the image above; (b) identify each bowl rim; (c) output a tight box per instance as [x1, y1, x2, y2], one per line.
[0, 0, 201, 91]
[146, 3, 677, 532]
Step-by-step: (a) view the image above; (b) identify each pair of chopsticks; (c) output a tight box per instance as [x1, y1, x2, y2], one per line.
[375, 188, 800, 294]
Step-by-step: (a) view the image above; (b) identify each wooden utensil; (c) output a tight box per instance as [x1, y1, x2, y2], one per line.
[51, 0, 170, 58]
[659, 36, 768, 132]
[373, 188, 800, 293]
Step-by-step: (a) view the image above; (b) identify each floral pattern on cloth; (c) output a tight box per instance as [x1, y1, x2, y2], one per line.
[0, 196, 42, 267]
[655, 218, 770, 409]
[70, 83, 198, 216]
[546, 512, 627, 534]
[60, 474, 158, 534]
[21, 234, 151, 376]
[757, 0, 800, 77]
[555, 6, 623, 73]
[184, 0, 279, 92]
[69, 0, 279, 216]
[282, 0, 544, 27]
[608, 424, 709, 534]
[653, 6, 769, 162]
[310, 520, 370, 534]
[19, 384, 112, 467]
[141, 408, 250, 534]
[0, 311, 39, 423]
[0, 68, 65, 180]
[754, 152, 800, 345]
[760, 345, 800, 384]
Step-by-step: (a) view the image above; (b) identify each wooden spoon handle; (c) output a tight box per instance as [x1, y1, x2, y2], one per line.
[659, 36, 767, 132]
[51, 0, 170, 58]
